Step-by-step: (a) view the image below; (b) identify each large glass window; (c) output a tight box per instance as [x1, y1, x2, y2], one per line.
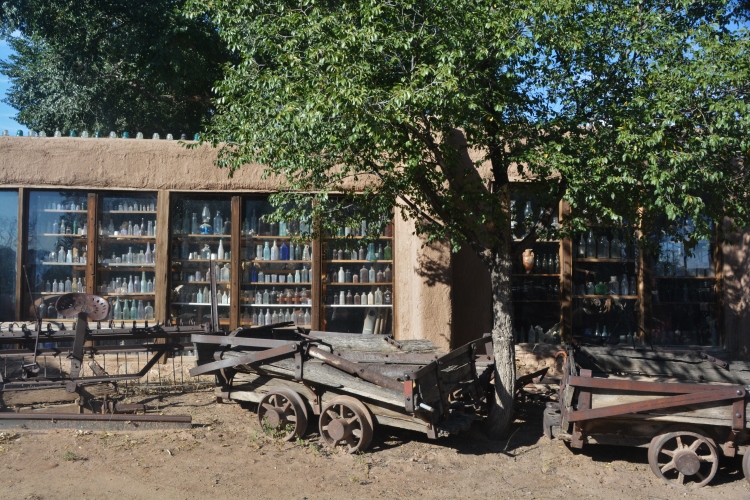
[26, 191, 89, 320]
[321, 208, 394, 334]
[169, 195, 232, 326]
[0, 190, 18, 320]
[240, 196, 314, 327]
[98, 193, 158, 320]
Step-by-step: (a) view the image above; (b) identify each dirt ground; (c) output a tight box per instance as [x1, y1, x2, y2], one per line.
[1, 388, 748, 500]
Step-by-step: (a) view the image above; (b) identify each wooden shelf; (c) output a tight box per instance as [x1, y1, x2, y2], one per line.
[654, 276, 716, 280]
[326, 260, 393, 264]
[42, 209, 86, 213]
[242, 282, 312, 286]
[243, 235, 311, 240]
[325, 236, 392, 240]
[653, 301, 717, 306]
[573, 294, 638, 299]
[99, 264, 155, 269]
[100, 235, 155, 241]
[171, 302, 231, 307]
[326, 282, 393, 286]
[41, 233, 86, 238]
[244, 304, 312, 308]
[101, 293, 155, 298]
[41, 262, 86, 267]
[574, 258, 635, 263]
[172, 259, 230, 263]
[514, 300, 560, 303]
[244, 260, 312, 264]
[326, 304, 392, 308]
[172, 234, 230, 239]
[512, 274, 560, 277]
[172, 281, 230, 285]
[103, 210, 156, 214]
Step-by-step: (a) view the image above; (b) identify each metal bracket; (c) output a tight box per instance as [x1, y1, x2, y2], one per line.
[294, 351, 303, 381]
[301, 381, 322, 415]
[384, 335, 403, 350]
[570, 369, 592, 449]
[701, 351, 729, 369]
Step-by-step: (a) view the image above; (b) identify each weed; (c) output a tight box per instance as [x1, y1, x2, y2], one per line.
[63, 451, 85, 462]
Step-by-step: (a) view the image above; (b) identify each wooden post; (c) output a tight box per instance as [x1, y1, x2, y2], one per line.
[560, 200, 572, 341]
[230, 196, 241, 330]
[86, 192, 98, 294]
[637, 234, 651, 344]
[154, 190, 170, 323]
[15, 188, 27, 321]
[311, 209, 322, 331]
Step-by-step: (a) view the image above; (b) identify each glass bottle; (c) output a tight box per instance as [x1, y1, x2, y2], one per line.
[301, 265, 309, 283]
[263, 242, 271, 260]
[367, 290, 375, 305]
[65, 277, 72, 292]
[346, 290, 353, 305]
[302, 245, 310, 260]
[214, 211, 223, 235]
[137, 300, 145, 320]
[610, 231, 622, 259]
[374, 288, 383, 305]
[280, 241, 289, 260]
[338, 267, 345, 283]
[189, 213, 198, 234]
[629, 276, 636, 296]
[250, 210, 258, 234]
[384, 289, 393, 305]
[376, 269, 384, 283]
[354, 292, 361, 305]
[597, 234, 610, 258]
[113, 298, 121, 320]
[265, 309, 271, 325]
[295, 269, 301, 283]
[585, 230, 596, 258]
[384, 242, 392, 260]
[147, 279, 154, 292]
[122, 300, 130, 319]
[218, 239, 225, 260]
[45, 280, 51, 292]
[384, 265, 392, 282]
[252, 311, 259, 326]
[262, 289, 269, 305]
[303, 310, 311, 325]
[608, 276, 619, 295]
[270, 240, 279, 260]
[144, 302, 154, 320]
[621, 275, 629, 297]
[359, 246, 366, 260]
[345, 268, 352, 283]
[271, 310, 279, 323]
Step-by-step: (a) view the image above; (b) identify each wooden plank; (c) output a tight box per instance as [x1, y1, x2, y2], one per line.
[560, 199, 572, 341]
[15, 188, 26, 321]
[230, 196, 241, 330]
[0, 383, 114, 407]
[86, 192, 98, 294]
[154, 190, 170, 322]
[311, 210, 322, 330]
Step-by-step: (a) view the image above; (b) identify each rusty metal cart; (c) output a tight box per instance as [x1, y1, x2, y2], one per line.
[545, 345, 750, 488]
[189, 325, 493, 452]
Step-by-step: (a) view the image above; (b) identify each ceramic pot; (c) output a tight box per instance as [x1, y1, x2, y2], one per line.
[522, 249, 534, 274]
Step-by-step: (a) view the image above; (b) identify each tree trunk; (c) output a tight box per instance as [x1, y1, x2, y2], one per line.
[486, 246, 516, 438]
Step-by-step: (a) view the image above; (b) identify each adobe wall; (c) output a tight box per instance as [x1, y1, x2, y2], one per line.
[722, 229, 750, 359]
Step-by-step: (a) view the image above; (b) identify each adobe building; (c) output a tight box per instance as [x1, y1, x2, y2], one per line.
[0, 136, 748, 372]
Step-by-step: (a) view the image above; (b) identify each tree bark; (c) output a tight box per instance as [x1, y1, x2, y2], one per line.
[486, 247, 516, 438]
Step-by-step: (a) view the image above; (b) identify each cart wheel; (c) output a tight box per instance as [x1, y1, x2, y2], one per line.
[319, 396, 374, 453]
[257, 388, 309, 441]
[743, 451, 750, 486]
[647, 430, 718, 488]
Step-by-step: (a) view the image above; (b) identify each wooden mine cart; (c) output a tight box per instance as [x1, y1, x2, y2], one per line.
[190, 325, 494, 452]
[545, 345, 750, 488]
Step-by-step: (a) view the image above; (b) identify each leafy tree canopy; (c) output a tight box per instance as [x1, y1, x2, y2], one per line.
[0, 0, 234, 136]
[189, 0, 750, 435]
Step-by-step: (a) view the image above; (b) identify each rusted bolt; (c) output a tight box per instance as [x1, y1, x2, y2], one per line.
[406, 397, 411, 401]
[295, 365, 300, 369]
[738, 390, 743, 395]
[736, 413, 742, 419]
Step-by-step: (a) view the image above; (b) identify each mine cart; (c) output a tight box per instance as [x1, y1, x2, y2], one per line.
[545, 345, 750, 488]
[190, 326, 493, 452]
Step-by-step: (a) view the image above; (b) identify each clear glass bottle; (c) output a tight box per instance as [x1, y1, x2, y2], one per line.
[585, 231, 595, 258]
[597, 235, 610, 258]
[621, 275, 629, 297]
[610, 231, 622, 259]
[144, 302, 154, 319]
[608, 276, 620, 295]
[214, 211, 223, 235]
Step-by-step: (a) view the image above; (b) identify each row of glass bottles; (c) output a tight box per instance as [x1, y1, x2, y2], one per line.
[47, 218, 87, 235]
[45, 277, 85, 293]
[177, 265, 231, 283]
[44, 201, 86, 211]
[331, 221, 394, 238]
[108, 202, 155, 212]
[512, 278, 560, 301]
[243, 211, 312, 236]
[244, 265, 310, 283]
[175, 286, 230, 304]
[177, 240, 231, 260]
[577, 230, 631, 259]
[515, 254, 560, 274]
[330, 265, 393, 283]
[251, 240, 311, 261]
[510, 200, 560, 238]
[331, 288, 392, 305]
[178, 207, 230, 235]
[110, 299, 155, 320]
[578, 275, 636, 296]
[100, 218, 155, 237]
[251, 288, 311, 305]
[329, 243, 392, 261]
[100, 273, 155, 294]
[247, 308, 311, 326]
[103, 244, 154, 264]
[47, 245, 87, 263]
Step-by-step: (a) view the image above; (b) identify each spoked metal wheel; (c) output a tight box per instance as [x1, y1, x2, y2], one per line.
[257, 388, 309, 441]
[647, 431, 718, 488]
[742, 450, 750, 486]
[318, 396, 374, 453]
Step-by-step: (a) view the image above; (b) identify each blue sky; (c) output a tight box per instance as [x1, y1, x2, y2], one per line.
[0, 39, 25, 135]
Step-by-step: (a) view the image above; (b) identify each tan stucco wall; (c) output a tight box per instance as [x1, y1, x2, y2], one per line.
[0, 137, 456, 347]
[722, 229, 750, 358]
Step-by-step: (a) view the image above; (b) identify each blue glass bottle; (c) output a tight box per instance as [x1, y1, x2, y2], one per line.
[280, 241, 289, 260]
[251, 265, 258, 283]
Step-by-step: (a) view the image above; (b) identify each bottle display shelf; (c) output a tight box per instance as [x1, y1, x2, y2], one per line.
[654, 276, 717, 280]
[326, 282, 393, 286]
[173, 281, 230, 285]
[103, 210, 156, 214]
[325, 236, 393, 240]
[99, 264, 155, 269]
[245, 259, 312, 264]
[512, 274, 560, 278]
[326, 304, 393, 308]
[653, 301, 718, 306]
[41, 233, 86, 238]
[242, 235, 313, 240]
[173, 259, 231, 264]
[170, 302, 231, 307]
[244, 304, 312, 308]
[242, 282, 313, 286]
[326, 260, 393, 264]
[42, 209, 87, 214]
[42, 262, 86, 267]
[573, 294, 638, 300]
[574, 258, 636, 263]
[101, 293, 156, 298]
[173, 234, 231, 239]
[514, 300, 561, 303]
[100, 235, 155, 241]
